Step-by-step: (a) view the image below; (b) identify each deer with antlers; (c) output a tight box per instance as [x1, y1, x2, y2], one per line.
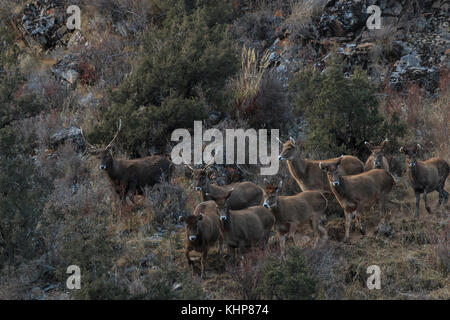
[186, 162, 263, 210]
[82, 119, 173, 202]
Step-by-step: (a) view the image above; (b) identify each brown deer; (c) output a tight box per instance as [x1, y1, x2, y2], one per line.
[179, 201, 223, 278]
[320, 156, 395, 243]
[400, 144, 449, 218]
[186, 164, 263, 209]
[214, 189, 274, 259]
[365, 139, 390, 172]
[82, 119, 172, 202]
[263, 180, 328, 250]
[278, 137, 364, 196]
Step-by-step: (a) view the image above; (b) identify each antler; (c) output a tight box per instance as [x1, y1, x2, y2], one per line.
[105, 119, 122, 150]
[204, 158, 215, 170]
[80, 126, 99, 153]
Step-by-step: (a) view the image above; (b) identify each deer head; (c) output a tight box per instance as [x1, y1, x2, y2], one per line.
[319, 155, 344, 187]
[81, 119, 122, 170]
[400, 143, 422, 168]
[278, 137, 297, 161]
[185, 159, 214, 191]
[263, 180, 283, 209]
[365, 138, 388, 169]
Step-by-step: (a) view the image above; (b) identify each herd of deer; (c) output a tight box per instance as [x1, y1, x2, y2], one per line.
[82, 122, 449, 278]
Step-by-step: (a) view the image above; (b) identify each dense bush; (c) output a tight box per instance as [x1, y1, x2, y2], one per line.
[89, 0, 239, 155]
[290, 54, 406, 158]
[0, 23, 51, 267]
[259, 247, 316, 300]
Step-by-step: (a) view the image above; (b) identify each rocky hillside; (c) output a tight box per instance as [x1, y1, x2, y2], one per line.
[0, 0, 448, 300]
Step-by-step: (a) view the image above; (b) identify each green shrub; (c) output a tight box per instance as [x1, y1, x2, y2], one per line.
[0, 22, 50, 267]
[90, 1, 239, 155]
[259, 247, 316, 300]
[290, 53, 406, 158]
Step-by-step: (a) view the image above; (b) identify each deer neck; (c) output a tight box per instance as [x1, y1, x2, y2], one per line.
[106, 159, 119, 180]
[288, 156, 306, 180]
[330, 175, 346, 198]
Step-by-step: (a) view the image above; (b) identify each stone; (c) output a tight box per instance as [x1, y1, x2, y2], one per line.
[49, 126, 85, 150]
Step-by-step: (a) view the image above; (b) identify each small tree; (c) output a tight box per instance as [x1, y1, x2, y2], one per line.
[290, 54, 406, 158]
[90, 1, 239, 155]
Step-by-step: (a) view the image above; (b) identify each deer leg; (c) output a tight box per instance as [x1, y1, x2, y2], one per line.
[437, 187, 449, 209]
[278, 233, 287, 255]
[288, 222, 299, 246]
[356, 213, 366, 235]
[379, 193, 387, 224]
[344, 210, 353, 243]
[218, 234, 223, 256]
[423, 191, 431, 214]
[414, 191, 421, 218]
[200, 250, 208, 279]
[185, 248, 194, 276]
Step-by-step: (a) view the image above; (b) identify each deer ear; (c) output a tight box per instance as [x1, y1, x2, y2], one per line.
[399, 146, 405, 154]
[225, 188, 234, 199]
[364, 141, 372, 149]
[276, 137, 284, 145]
[319, 162, 325, 170]
[336, 155, 344, 166]
[416, 143, 422, 150]
[380, 139, 388, 149]
[277, 180, 283, 190]
[178, 216, 184, 223]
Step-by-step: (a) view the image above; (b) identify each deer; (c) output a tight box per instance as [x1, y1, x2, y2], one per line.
[213, 189, 274, 260]
[263, 180, 328, 251]
[179, 201, 223, 278]
[400, 143, 449, 218]
[81, 119, 172, 202]
[186, 163, 263, 210]
[278, 137, 365, 196]
[319, 156, 395, 243]
[365, 139, 390, 172]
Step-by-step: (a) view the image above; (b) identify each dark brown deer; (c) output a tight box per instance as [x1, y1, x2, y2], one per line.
[186, 164, 263, 209]
[214, 189, 274, 259]
[263, 180, 328, 250]
[82, 119, 172, 202]
[400, 144, 449, 218]
[179, 201, 223, 278]
[278, 137, 364, 196]
[365, 139, 390, 172]
[320, 156, 395, 243]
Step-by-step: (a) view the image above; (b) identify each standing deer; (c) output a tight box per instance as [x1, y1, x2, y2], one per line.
[278, 137, 364, 196]
[263, 180, 328, 250]
[214, 189, 274, 260]
[186, 164, 263, 210]
[82, 119, 172, 202]
[400, 144, 449, 218]
[365, 139, 390, 172]
[179, 201, 223, 278]
[320, 156, 395, 243]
